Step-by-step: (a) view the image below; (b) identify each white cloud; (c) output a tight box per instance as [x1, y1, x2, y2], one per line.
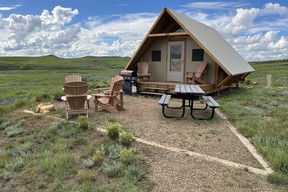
[67, 13, 157, 57]
[180, 2, 288, 61]
[182, 1, 250, 10]
[0, 4, 21, 11]
[262, 3, 288, 15]
[0, 7, 156, 57]
[0, 6, 80, 56]
[268, 36, 288, 49]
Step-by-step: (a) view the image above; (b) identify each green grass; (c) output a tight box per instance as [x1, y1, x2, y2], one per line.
[0, 113, 154, 191]
[0, 55, 129, 116]
[219, 60, 288, 181]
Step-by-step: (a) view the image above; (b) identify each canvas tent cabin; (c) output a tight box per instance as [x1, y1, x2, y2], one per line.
[124, 8, 255, 94]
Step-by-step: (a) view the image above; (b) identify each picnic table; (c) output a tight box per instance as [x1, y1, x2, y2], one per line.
[158, 84, 220, 120]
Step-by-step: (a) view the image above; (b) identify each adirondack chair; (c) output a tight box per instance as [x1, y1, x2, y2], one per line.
[63, 81, 89, 119]
[137, 61, 150, 81]
[65, 75, 82, 83]
[93, 76, 124, 113]
[186, 62, 207, 84]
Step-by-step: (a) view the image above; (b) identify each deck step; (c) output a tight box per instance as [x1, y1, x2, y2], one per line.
[139, 91, 164, 96]
[144, 87, 168, 94]
[144, 87, 168, 91]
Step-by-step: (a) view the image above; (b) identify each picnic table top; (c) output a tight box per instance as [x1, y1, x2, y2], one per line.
[174, 84, 205, 95]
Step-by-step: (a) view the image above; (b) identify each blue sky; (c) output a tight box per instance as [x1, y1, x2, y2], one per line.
[0, 0, 288, 61]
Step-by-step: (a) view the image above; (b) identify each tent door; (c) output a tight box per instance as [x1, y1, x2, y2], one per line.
[167, 41, 184, 82]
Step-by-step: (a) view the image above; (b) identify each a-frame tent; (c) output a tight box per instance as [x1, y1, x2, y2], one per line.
[124, 8, 254, 92]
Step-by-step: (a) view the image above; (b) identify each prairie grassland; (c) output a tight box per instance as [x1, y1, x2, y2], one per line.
[220, 60, 288, 181]
[0, 56, 129, 115]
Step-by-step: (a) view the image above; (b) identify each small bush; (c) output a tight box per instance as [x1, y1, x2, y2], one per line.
[77, 116, 89, 131]
[83, 159, 95, 169]
[124, 165, 143, 182]
[77, 170, 96, 183]
[22, 167, 38, 183]
[107, 123, 122, 140]
[35, 93, 51, 102]
[89, 80, 110, 89]
[72, 137, 87, 146]
[120, 148, 137, 165]
[0, 156, 8, 169]
[5, 126, 23, 137]
[99, 144, 109, 155]
[16, 142, 33, 153]
[108, 144, 123, 159]
[0, 171, 12, 181]
[119, 132, 134, 146]
[0, 119, 13, 130]
[267, 172, 288, 186]
[58, 122, 80, 138]
[5, 157, 25, 171]
[39, 153, 75, 179]
[92, 151, 104, 166]
[46, 121, 60, 135]
[101, 162, 122, 177]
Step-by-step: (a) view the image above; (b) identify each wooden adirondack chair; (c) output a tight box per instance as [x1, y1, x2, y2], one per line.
[137, 61, 151, 81]
[93, 76, 124, 113]
[65, 75, 82, 83]
[186, 62, 207, 84]
[63, 81, 89, 119]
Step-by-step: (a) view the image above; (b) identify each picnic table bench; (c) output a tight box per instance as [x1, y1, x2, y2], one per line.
[158, 94, 171, 106]
[158, 94, 184, 118]
[191, 96, 220, 120]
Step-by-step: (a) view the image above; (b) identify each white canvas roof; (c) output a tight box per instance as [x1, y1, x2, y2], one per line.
[168, 8, 254, 75]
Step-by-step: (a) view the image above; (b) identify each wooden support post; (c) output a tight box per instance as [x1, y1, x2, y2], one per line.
[266, 74, 272, 87]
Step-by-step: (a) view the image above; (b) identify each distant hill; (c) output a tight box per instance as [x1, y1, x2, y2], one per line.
[0, 55, 130, 71]
[249, 59, 288, 65]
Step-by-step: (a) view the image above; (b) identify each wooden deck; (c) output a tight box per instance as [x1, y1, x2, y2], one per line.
[137, 81, 220, 95]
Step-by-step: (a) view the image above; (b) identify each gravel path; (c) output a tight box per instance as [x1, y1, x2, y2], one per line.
[55, 94, 288, 191]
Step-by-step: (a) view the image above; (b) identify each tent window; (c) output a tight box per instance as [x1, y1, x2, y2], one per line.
[192, 49, 204, 61]
[152, 50, 161, 61]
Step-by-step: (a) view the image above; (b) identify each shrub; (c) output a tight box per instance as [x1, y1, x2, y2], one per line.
[35, 93, 51, 102]
[77, 116, 89, 131]
[120, 148, 137, 165]
[57, 122, 80, 138]
[92, 151, 104, 166]
[5, 126, 23, 137]
[124, 165, 143, 182]
[0, 171, 12, 181]
[5, 157, 25, 171]
[119, 132, 134, 146]
[22, 167, 38, 183]
[16, 142, 33, 153]
[77, 170, 96, 183]
[107, 123, 122, 140]
[72, 137, 87, 146]
[267, 172, 288, 186]
[83, 159, 95, 169]
[108, 144, 123, 159]
[101, 162, 122, 177]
